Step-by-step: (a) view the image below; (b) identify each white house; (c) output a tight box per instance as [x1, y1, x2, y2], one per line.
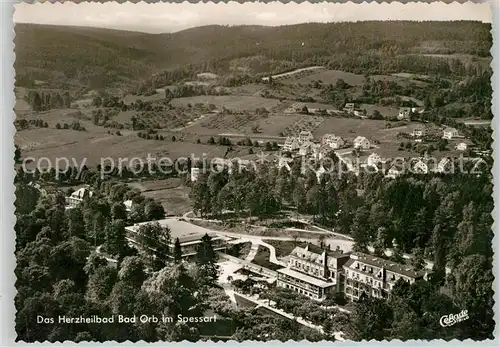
[367, 153, 382, 167]
[66, 186, 93, 208]
[397, 107, 411, 120]
[353, 136, 370, 150]
[312, 145, 332, 161]
[298, 131, 314, 144]
[455, 142, 467, 151]
[412, 125, 425, 137]
[278, 157, 293, 172]
[443, 127, 459, 140]
[299, 142, 317, 156]
[322, 134, 345, 149]
[190, 167, 200, 182]
[344, 103, 355, 113]
[283, 137, 300, 152]
[124, 200, 134, 214]
[316, 166, 327, 183]
[413, 160, 428, 174]
[436, 158, 453, 173]
[385, 166, 402, 179]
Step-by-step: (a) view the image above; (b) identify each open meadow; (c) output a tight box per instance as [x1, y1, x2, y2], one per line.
[128, 178, 192, 215]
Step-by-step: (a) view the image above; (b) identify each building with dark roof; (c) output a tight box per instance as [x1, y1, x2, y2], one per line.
[343, 252, 431, 301]
[276, 243, 351, 300]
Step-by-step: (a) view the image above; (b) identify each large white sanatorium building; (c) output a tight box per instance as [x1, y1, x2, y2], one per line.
[276, 244, 351, 300]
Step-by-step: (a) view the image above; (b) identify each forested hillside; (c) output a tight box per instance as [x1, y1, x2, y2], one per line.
[15, 21, 491, 91]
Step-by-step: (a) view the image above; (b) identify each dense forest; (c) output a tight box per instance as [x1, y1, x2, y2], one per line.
[15, 21, 491, 90]
[189, 152, 494, 340]
[15, 178, 328, 342]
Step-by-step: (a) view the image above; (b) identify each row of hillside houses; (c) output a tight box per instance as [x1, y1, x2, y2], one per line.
[276, 243, 431, 301]
[190, 158, 254, 182]
[284, 132, 372, 155]
[384, 157, 461, 178]
[409, 125, 462, 140]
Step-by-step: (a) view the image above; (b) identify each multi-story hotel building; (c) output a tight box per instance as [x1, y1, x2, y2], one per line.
[343, 252, 431, 301]
[276, 243, 351, 300]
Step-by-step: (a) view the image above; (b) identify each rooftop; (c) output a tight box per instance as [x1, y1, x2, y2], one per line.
[346, 252, 428, 278]
[278, 267, 337, 288]
[125, 218, 223, 244]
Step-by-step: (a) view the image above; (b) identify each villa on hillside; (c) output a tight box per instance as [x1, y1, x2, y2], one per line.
[397, 107, 411, 120]
[443, 127, 459, 140]
[367, 153, 382, 167]
[413, 159, 429, 174]
[344, 103, 356, 114]
[124, 200, 134, 215]
[436, 157, 453, 173]
[412, 124, 425, 137]
[276, 243, 351, 300]
[190, 167, 200, 182]
[343, 252, 431, 301]
[283, 137, 300, 152]
[278, 157, 293, 172]
[455, 142, 468, 151]
[353, 136, 370, 150]
[66, 186, 93, 208]
[321, 134, 345, 149]
[385, 166, 403, 179]
[315, 165, 327, 183]
[298, 131, 314, 144]
[299, 142, 319, 156]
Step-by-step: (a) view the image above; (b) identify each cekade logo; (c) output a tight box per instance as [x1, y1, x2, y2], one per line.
[440, 310, 469, 327]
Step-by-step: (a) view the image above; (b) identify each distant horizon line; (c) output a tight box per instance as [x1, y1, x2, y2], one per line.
[13, 19, 491, 35]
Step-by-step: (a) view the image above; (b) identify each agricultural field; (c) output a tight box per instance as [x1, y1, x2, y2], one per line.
[180, 112, 303, 138]
[225, 83, 265, 96]
[170, 95, 281, 111]
[283, 115, 325, 137]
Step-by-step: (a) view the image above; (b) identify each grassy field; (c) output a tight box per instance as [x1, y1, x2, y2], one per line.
[128, 178, 192, 215]
[122, 93, 167, 105]
[251, 246, 285, 271]
[170, 95, 281, 111]
[314, 118, 391, 139]
[358, 104, 400, 119]
[284, 69, 366, 86]
[15, 125, 231, 168]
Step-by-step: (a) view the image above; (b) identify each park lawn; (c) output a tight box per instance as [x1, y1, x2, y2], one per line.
[251, 246, 285, 271]
[263, 240, 308, 258]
